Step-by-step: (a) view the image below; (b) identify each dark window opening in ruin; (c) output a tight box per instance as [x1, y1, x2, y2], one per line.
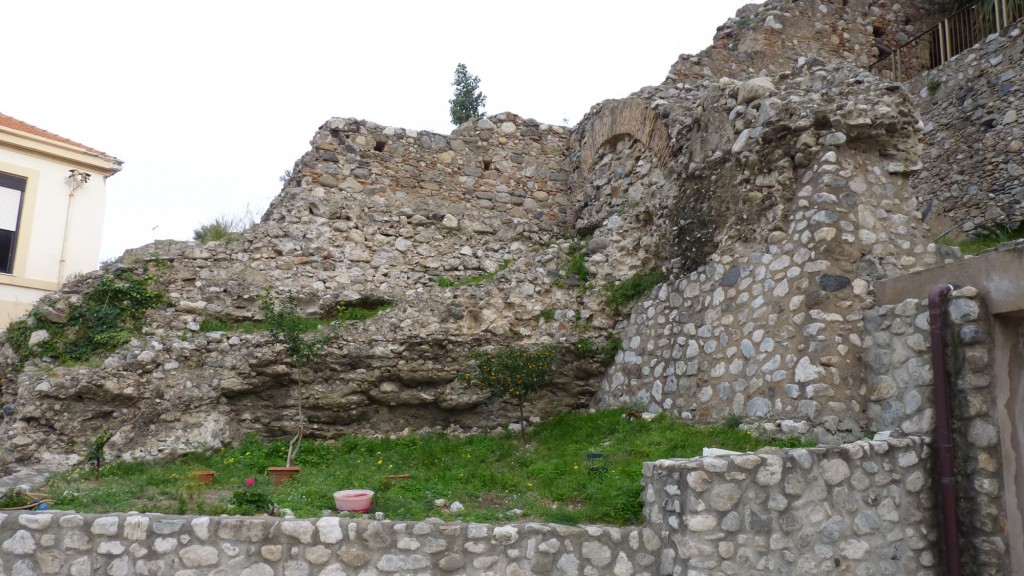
[373, 140, 387, 153]
[0, 172, 26, 275]
[482, 159, 492, 171]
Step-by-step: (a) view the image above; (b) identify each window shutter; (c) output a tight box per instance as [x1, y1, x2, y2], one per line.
[0, 186, 22, 232]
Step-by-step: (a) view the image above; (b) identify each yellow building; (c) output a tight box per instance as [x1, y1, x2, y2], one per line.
[0, 113, 122, 327]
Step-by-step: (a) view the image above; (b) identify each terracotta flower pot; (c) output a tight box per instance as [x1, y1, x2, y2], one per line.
[267, 466, 301, 486]
[334, 489, 374, 513]
[193, 470, 216, 485]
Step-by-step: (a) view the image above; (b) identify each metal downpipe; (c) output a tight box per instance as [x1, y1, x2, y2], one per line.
[928, 284, 961, 576]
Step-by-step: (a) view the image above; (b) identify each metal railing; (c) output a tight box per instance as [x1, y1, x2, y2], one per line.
[871, 0, 1024, 81]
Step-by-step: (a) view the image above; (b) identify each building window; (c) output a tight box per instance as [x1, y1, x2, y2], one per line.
[0, 172, 26, 275]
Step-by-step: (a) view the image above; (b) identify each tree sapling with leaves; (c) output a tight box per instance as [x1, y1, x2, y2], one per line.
[86, 429, 115, 481]
[468, 346, 555, 443]
[259, 290, 335, 469]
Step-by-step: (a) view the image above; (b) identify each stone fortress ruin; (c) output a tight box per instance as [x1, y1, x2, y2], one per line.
[2, 0, 1024, 574]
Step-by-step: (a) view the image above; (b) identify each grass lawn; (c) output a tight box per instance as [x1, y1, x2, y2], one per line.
[43, 409, 811, 525]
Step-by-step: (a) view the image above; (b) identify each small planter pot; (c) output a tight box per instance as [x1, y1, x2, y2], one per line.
[267, 466, 301, 486]
[193, 470, 216, 485]
[334, 489, 374, 513]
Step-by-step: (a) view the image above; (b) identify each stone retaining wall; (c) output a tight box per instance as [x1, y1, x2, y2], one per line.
[0, 512, 664, 576]
[643, 438, 938, 576]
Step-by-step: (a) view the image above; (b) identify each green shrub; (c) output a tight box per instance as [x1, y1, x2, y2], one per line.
[605, 269, 668, 312]
[228, 478, 275, 515]
[6, 268, 165, 370]
[573, 339, 595, 356]
[565, 241, 589, 283]
[192, 210, 256, 244]
[568, 335, 621, 365]
[600, 335, 622, 363]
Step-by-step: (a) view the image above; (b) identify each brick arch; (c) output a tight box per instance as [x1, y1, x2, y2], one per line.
[577, 98, 673, 176]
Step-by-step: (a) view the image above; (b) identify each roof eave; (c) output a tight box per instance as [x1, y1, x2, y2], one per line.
[0, 126, 123, 177]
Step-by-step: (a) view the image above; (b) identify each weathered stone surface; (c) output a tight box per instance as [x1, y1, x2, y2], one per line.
[90, 517, 119, 536]
[817, 274, 851, 292]
[179, 544, 220, 567]
[376, 553, 429, 571]
[737, 77, 777, 104]
[239, 563, 275, 576]
[2, 530, 36, 554]
[339, 545, 371, 566]
[438, 553, 466, 571]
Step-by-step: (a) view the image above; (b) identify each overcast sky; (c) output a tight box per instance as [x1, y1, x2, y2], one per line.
[4, 1, 758, 261]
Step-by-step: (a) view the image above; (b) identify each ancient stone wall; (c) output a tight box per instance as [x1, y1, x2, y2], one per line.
[643, 438, 938, 575]
[0, 112, 605, 468]
[909, 21, 1024, 235]
[581, 62, 955, 443]
[279, 113, 572, 233]
[665, 0, 942, 85]
[862, 289, 1010, 575]
[0, 0, 993, 471]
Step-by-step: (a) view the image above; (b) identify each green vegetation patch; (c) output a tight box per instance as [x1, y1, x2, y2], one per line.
[42, 410, 813, 524]
[438, 259, 512, 288]
[199, 301, 392, 334]
[572, 335, 622, 364]
[937, 222, 1024, 255]
[336, 302, 393, 322]
[6, 268, 165, 370]
[564, 241, 589, 283]
[604, 269, 668, 312]
[193, 211, 256, 244]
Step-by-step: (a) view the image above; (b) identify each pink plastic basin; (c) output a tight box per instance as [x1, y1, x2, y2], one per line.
[334, 489, 374, 513]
